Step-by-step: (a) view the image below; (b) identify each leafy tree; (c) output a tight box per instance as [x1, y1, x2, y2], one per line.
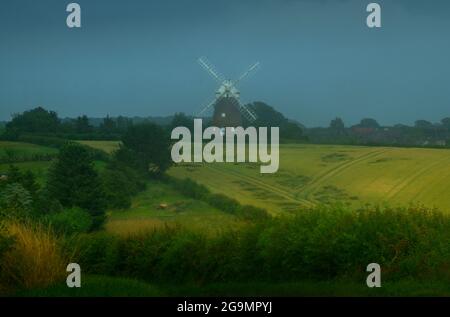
[45, 207, 93, 235]
[248, 102, 304, 140]
[46, 143, 106, 229]
[122, 123, 172, 175]
[414, 120, 433, 129]
[1, 166, 39, 199]
[5, 107, 60, 134]
[75, 115, 93, 134]
[359, 118, 380, 129]
[100, 115, 117, 134]
[116, 116, 133, 132]
[441, 117, 450, 129]
[250, 102, 286, 128]
[0, 183, 33, 220]
[280, 121, 304, 140]
[330, 117, 345, 130]
[169, 113, 194, 133]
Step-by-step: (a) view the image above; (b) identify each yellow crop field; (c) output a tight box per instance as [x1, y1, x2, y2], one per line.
[169, 144, 450, 215]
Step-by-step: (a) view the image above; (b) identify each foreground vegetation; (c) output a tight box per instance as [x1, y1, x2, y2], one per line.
[2, 204, 450, 296]
[17, 276, 450, 297]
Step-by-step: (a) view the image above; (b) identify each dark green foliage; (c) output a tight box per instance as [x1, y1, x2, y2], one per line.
[246, 102, 305, 141]
[122, 123, 172, 175]
[70, 205, 450, 285]
[101, 165, 146, 210]
[0, 166, 41, 220]
[75, 115, 93, 134]
[46, 143, 106, 229]
[112, 146, 147, 174]
[170, 178, 208, 200]
[0, 183, 33, 220]
[99, 115, 116, 134]
[1, 165, 39, 197]
[5, 107, 60, 135]
[168, 113, 194, 133]
[45, 207, 93, 235]
[99, 146, 147, 210]
[206, 193, 240, 214]
[357, 118, 380, 129]
[415, 120, 434, 129]
[442, 117, 450, 129]
[330, 117, 345, 130]
[76, 233, 120, 275]
[168, 177, 270, 221]
[33, 188, 63, 215]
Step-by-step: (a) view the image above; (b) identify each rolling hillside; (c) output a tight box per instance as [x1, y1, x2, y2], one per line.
[169, 144, 450, 214]
[4, 141, 450, 216]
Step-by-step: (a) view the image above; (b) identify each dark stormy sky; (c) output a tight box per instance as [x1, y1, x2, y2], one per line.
[1, 0, 449, 127]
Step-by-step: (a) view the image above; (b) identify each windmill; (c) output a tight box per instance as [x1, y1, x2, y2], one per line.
[196, 57, 259, 127]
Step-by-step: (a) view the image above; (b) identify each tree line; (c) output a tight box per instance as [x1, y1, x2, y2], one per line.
[1, 104, 306, 142]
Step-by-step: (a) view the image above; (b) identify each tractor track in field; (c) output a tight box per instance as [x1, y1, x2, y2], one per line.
[386, 154, 450, 200]
[205, 164, 315, 207]
[301, 148, 391, 202]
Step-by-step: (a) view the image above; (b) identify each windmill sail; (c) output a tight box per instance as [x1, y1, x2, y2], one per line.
[196, 57, 259, 124]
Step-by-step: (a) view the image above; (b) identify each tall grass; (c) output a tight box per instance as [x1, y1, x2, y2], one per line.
[0, 221, 67, 292]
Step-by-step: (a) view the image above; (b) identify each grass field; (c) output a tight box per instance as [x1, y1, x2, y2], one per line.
[106, 180, 244, 236]
[0, 141, 58, 184]
[169, 144, 450, 215]
[76, 140, 121, 154]
[0, 141, 58, 157]
[3, 141, 450, 215]
[0, 141, 107, 184]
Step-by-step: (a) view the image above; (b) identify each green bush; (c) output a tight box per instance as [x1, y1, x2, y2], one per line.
[0, 183, 33, 221]
[68, 204, 450, 285]
[76, 233, 120, 275]
[101, 165, 146, 210]
[45, 208, 93, 235]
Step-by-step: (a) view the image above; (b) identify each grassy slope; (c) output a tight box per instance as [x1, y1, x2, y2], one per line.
[0, 141, 58, 156]
[0, 141, 58, 184]
[106, 180, 244, 236]
[76, 140, 121, 154]
[169, 144, 450, 214]
[0, 141, 108, 184]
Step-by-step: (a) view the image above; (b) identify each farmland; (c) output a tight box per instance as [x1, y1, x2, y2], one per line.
[106, 180, 244, 236]
[76, 140, 121, 154]
[2, 140, 450, 296]
[169, 144, 450, 215]
[3, 141, 450, 216]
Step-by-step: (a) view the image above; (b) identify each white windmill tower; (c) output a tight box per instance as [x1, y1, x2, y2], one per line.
[196, 57, 259, 127]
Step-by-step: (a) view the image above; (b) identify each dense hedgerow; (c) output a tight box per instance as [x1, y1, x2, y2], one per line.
[15, 135, 109, 161]
[71, 204, 450, 284]
[168, 177, 270, 221]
